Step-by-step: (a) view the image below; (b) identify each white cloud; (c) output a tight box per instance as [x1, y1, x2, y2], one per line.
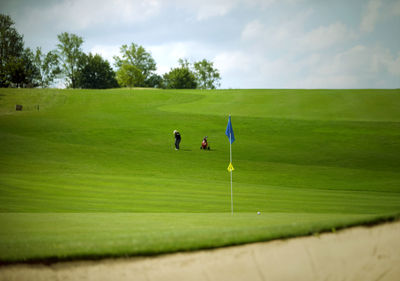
[214, 51, 253, 74]
[387, 52, 400, 76]
[194, 0, 238, 20]
[295, 45, 400, 88]
[236, 0, 399, 88]
[170, 0, 238, 21]
[318, 45, 370, 75]
[295, 74, 359, 89]
[176, 0, 303, 21]
[213, 51, 260, 88]
[392, 0, 400, 15]
[360, 0, 382, 33]
[148, 42, 201, 75]
[214, 43, 400, 89]
[241, 9, 313, 52]
[299, 22, 356, 51]
[24, 0, 162, 31]
[242, 0, 305, 9]
[322, 45, 399, 76]
[242, 14, 355, 54]
[241, 20, 265, 42]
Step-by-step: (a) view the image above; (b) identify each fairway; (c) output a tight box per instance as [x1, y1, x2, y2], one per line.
[0, 88, 400, 262]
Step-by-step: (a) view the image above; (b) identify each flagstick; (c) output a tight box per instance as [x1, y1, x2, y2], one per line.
[230, 131, 233, 215]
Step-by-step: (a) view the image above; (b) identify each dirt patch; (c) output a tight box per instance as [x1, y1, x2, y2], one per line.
[1, 220, 399, 281]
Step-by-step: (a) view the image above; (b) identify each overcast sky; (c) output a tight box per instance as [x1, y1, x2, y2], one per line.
[1, 0, 400, 88]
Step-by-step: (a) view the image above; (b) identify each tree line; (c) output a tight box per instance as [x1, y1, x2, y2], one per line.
[0, 14, 221, 89]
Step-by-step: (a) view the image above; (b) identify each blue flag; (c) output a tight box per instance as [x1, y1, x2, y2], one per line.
[225, 115, 235, 144]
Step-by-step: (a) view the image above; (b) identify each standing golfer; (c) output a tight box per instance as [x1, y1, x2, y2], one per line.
[173, 130, 181, 150]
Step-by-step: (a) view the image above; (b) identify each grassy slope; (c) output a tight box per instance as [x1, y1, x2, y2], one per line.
[0, 88, 400, 262]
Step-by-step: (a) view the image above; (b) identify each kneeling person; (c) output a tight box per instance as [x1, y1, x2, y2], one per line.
[200, 136, 210, 150]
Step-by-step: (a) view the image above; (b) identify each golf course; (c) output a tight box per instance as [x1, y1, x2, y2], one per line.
[1, 88, 400, 263]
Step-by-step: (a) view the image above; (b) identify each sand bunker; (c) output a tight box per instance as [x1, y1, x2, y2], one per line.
[1, 220, 399, 281]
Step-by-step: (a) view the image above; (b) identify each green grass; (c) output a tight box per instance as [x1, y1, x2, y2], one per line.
[0, 88, 400, 262]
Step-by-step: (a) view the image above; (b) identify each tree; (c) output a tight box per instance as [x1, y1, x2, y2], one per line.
[0, 14, 24, 87]
[20, 48, 40, 87]
[144, 73, 163, 88]
[56, 32, 84, 88]
[113, 43, 156, 87]
[5, 48, 40, 88]
[77, 53, 118, 89]
[5, 56, 26, 87]
[163, 61, 197, 89]
[194, 59, 221, 89]
[116, 63, 142, 88]
[34, 47, 61, 88]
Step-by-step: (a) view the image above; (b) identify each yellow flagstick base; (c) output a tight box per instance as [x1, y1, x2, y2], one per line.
[228, 162, 234, 215]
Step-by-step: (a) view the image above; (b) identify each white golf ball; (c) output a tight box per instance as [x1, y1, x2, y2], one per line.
[257, 211, 261, 215]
